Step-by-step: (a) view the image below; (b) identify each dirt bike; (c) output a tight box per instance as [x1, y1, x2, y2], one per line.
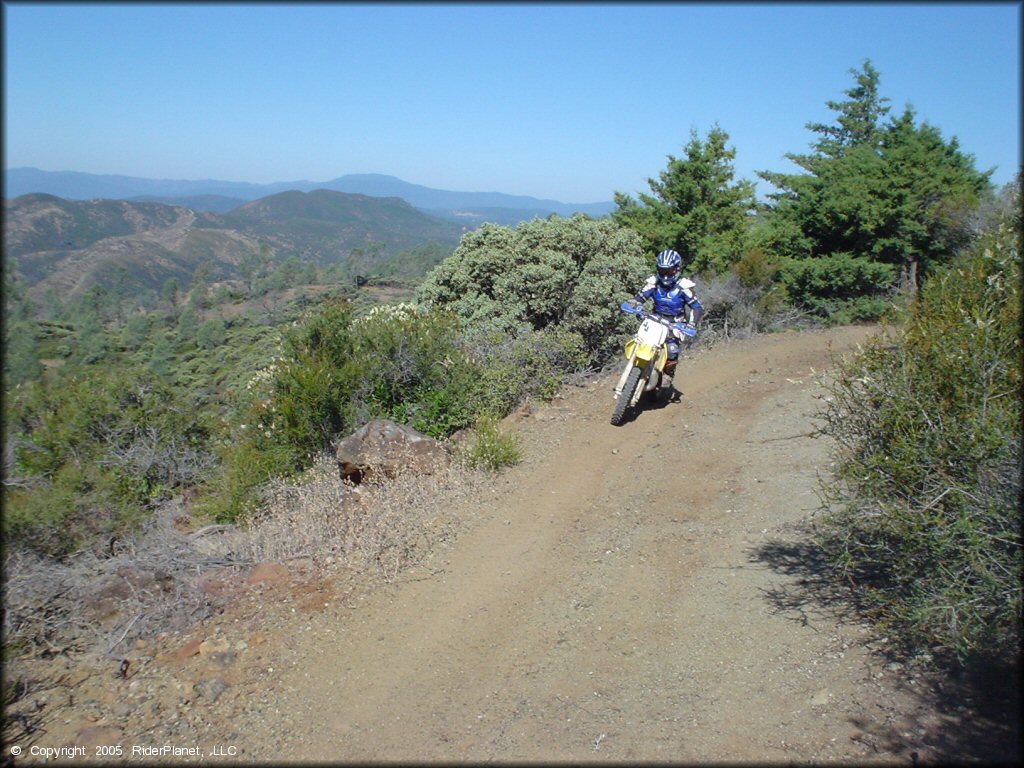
[610, 301, 696, 426]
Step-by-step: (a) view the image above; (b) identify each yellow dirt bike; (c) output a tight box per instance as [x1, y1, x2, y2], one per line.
[610, 301, 695, 426]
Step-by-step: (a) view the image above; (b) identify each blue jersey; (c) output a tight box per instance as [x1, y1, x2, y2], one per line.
[635, 275, 702, 319]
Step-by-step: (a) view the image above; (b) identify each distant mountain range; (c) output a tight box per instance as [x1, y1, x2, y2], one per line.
[4, 168, 615, 225]
[4, 190, 467, 306]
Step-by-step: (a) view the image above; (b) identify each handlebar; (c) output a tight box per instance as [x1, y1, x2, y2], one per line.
[621, 301, 696, 337]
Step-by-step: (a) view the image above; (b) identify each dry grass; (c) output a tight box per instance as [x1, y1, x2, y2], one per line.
[3, 434, 496, 757]
[2, 503, 248, 663]
[3, 455, 488, 665]
[242, 457, 488, 581]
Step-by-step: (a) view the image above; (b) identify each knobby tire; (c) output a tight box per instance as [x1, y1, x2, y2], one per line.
[611, 366, 643, 426]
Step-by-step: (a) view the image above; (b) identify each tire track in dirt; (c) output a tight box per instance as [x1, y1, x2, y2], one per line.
[239, 324, 941, 763]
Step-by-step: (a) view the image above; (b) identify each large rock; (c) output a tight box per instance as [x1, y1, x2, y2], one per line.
[335, 419, 451, 484]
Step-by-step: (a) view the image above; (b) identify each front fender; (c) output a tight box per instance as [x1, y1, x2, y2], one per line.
[632, 341, 658, 365]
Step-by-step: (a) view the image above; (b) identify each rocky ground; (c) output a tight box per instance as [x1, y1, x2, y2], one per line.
[4, 324, 1019, 765]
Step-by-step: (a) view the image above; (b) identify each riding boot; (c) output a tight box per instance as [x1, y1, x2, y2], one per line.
[662, 359, 677, 392]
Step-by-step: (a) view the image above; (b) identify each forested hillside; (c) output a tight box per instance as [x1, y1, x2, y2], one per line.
[3, 59, 1019, 677]
[3, 189, 463, 311]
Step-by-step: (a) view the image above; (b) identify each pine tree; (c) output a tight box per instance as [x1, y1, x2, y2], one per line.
[759, 60, 993, 306]
[613, 125, 757, 274]
[805, 59, 890, 159]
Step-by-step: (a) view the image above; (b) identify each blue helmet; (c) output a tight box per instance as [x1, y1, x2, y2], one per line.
[655, 249, 682, 288]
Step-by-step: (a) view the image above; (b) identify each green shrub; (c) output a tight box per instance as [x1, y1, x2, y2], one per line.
[191, 299, 357, 520]
[3, 463, 136, 557]
[348, 303, 483, 437]
[417, 214, 648, 363]
[470, 325, 590, 417]
[265, 300, 484, 445]
[196, 299, 488, 520]
[3, 369, 213, 555]
[780, 252, 898, 322]
[3, 318, 44, 385]
[459, 414, 522, 471]
[733, 247, 779, 288]
[196, 317, 227, 349]
[195, 437, 298, 523]
[815, 216, 1021, 662]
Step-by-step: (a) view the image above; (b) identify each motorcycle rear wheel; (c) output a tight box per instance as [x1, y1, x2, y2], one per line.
[610, 366, 643, 426]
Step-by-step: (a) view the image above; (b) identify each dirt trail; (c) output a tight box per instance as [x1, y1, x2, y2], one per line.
[229, 324, 947, 763]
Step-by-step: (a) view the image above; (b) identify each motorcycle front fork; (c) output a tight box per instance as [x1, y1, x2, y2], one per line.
[643, 363, 662, 392]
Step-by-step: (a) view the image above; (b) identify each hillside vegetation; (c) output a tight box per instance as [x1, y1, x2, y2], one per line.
[3, 189, 464, 308]
[3, 59, 1020, 675]
[816, 208, 1021, 665]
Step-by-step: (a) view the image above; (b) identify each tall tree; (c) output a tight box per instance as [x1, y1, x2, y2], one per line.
[613, 125, 758, 274]
[109, 265, 131, 324]
[876, 108, 993, 286]
[239, 245, 274, 298]
[760, 60, 993, 297]
[190, 259, 214, 310]
[805, 59, 890, 159]
[72, 304, 109, 365]
[161, 277, 181, 323]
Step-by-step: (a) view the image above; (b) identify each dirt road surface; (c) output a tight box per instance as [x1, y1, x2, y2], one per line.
[12, 324, 1018, 765]
[233, 324, 963, 763]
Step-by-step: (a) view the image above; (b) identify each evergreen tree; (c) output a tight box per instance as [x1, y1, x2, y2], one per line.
[196, 317, 227, 349]
[176, 304, 199, 345]
[239, 248, 266, 297]
[3, 319, 43, 385]
[267, 256, 302, 292]
[41, 288, 64, 321]
[109, 265, 131, 323]
[148, 331, 175, 380]
[121, 312, 154, 352]
[805, 59, 890, 159]
[161, 277, 181, 322]
[297, 260, 319, 285]
[760, 60, 993, 308]
[877, 108, 993, 286]
[190, 260, 214, 310]
[613, 125, 758, 274]
[3, 263, 37, 323]
[71, 296, 110, 365]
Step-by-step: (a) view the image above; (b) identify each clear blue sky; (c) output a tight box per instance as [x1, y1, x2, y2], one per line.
[3, 2, 1020, 203]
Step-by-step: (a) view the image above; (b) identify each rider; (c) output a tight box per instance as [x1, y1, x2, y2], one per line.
[629, 248, 703, 382]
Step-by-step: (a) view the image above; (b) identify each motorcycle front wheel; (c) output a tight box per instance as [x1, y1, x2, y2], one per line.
[610, 366, 643, 426]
